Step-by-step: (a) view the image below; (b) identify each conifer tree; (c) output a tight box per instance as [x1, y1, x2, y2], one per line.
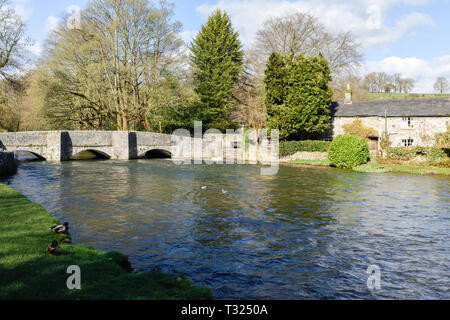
[264, 53, 332, 139]
[264, 52, 288, 133]
[190, 10, 244, 130]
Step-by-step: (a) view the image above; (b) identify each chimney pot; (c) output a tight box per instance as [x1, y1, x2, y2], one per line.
[344, 83, 352, 104]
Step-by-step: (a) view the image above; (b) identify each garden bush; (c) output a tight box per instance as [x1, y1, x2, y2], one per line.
[328, 135, 370, 169]
[279, 140, 331, 156]
[435, 123, 450, 148]
[342, 119, 378, 139]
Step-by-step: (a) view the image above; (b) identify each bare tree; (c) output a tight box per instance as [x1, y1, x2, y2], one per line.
[38, 0, 184, 131]
[232, 59, 266, 131]
[0, 0, 30, 80]
[434, 77, 449, 94]
[252, 12, 363, 77]
[375, 72, 390, 93]
[393, 73, 402, 93]
[401, 78, 415, 94]
[363, 72, 377, 93]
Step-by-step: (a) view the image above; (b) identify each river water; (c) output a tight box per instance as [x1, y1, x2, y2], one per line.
[1, 160, 449, 299]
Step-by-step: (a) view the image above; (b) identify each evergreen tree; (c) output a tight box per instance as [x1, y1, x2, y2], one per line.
[190, 10, 244, 130]
[264, 53, 332, 139]
[264, 52, 288, 134]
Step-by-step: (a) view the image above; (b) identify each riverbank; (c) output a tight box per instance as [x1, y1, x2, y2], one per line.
[0, 183, 212, 300]
[289, 159, 450, 176]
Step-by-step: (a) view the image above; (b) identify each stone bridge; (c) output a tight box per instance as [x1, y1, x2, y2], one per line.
[0, 130, 277, 164]
[0, 131, 177, 161]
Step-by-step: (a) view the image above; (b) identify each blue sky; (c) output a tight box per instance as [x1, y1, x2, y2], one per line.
[10, 0, 450, 92]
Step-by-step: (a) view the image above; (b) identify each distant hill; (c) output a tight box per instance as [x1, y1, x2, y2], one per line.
[366, 93, 450, 101]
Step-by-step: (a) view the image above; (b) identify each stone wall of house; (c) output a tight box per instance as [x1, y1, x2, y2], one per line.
[332, 116, 449, 147]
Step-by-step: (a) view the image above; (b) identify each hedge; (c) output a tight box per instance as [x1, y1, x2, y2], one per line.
[279, 140, 331, 156]
[385, 147, 449, 162]
[328, 135, 370, 169]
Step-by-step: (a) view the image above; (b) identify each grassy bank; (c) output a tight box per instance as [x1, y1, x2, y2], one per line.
[353, 163, 450, 175]
[288, 160, 450, 176]
[288, 159, 331, 166]
[0, 183, 212, 300]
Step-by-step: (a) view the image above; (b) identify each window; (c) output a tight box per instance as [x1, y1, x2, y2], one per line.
[402, 139, 414, 147]
[402, 117, 413, 128]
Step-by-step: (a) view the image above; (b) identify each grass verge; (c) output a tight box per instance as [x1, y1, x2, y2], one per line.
[288, 159, 450, 175]
[353, 163, 450, 175]
[288, 159, 331, 166]
[0, 183, 212, 300]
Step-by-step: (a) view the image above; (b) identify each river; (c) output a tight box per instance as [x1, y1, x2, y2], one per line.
[1, 160, 449, 299]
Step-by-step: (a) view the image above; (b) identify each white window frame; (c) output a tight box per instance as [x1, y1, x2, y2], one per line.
[401, 117, 413, 129]
[402, 138, 414, 147]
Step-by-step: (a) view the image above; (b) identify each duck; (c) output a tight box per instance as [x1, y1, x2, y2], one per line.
[47, 240, 61, 256]
[201, 186, 207, 190]
[50, 222, 69, 236]
[221, 189, 228, 194]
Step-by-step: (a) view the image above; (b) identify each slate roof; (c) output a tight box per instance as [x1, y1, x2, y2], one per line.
[331, 98, 450, 117]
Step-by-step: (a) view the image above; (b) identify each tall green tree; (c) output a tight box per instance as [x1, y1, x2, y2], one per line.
[190, 9, 244, 131]
[264, 53, 332, 140]
[264, 52, 288, 133]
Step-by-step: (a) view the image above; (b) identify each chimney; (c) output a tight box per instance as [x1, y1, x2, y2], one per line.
[344, 83, 352, 104]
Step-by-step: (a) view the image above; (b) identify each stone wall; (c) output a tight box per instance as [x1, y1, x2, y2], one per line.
[332, 116, 449, 147]
[0, 151, 17, 177]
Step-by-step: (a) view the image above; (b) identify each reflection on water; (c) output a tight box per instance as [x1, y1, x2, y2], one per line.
[2, 160, 449, 299]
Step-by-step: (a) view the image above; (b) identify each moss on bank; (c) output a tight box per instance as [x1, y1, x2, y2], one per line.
[0, 183, 212, 300]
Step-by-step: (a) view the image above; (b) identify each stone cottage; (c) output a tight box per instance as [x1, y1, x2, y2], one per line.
[329, 94, 450, 150]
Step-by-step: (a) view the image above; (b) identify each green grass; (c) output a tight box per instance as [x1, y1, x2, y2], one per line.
[353, 163, 450, 175]
[288, 159, 331, 166]
[367, 92, 450, 101]
[0, 183, 212, 300]
[288, 159, 450, 175]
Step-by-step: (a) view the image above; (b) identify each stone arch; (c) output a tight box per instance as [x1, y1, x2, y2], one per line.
[13, 150, 47, 161]
[140, 149, 172, 159]
[71, 149, 111, 160]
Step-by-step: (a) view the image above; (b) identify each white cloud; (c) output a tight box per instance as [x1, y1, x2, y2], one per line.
[10, 0, 33, 21]
[364, 55, 450, 93]
[180, 30, 198, 45]
[195, 0, 435, 48]
[45, 15, 60, 34]
[29, 42, 43, 57]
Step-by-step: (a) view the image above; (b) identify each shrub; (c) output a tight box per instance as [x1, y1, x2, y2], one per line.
[430, 158, 450, 168]
[328, 135, 370, 169]
[342, 119, 378, 139]
[435, 122, 450, 148]
[279, 140, 331, 156]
